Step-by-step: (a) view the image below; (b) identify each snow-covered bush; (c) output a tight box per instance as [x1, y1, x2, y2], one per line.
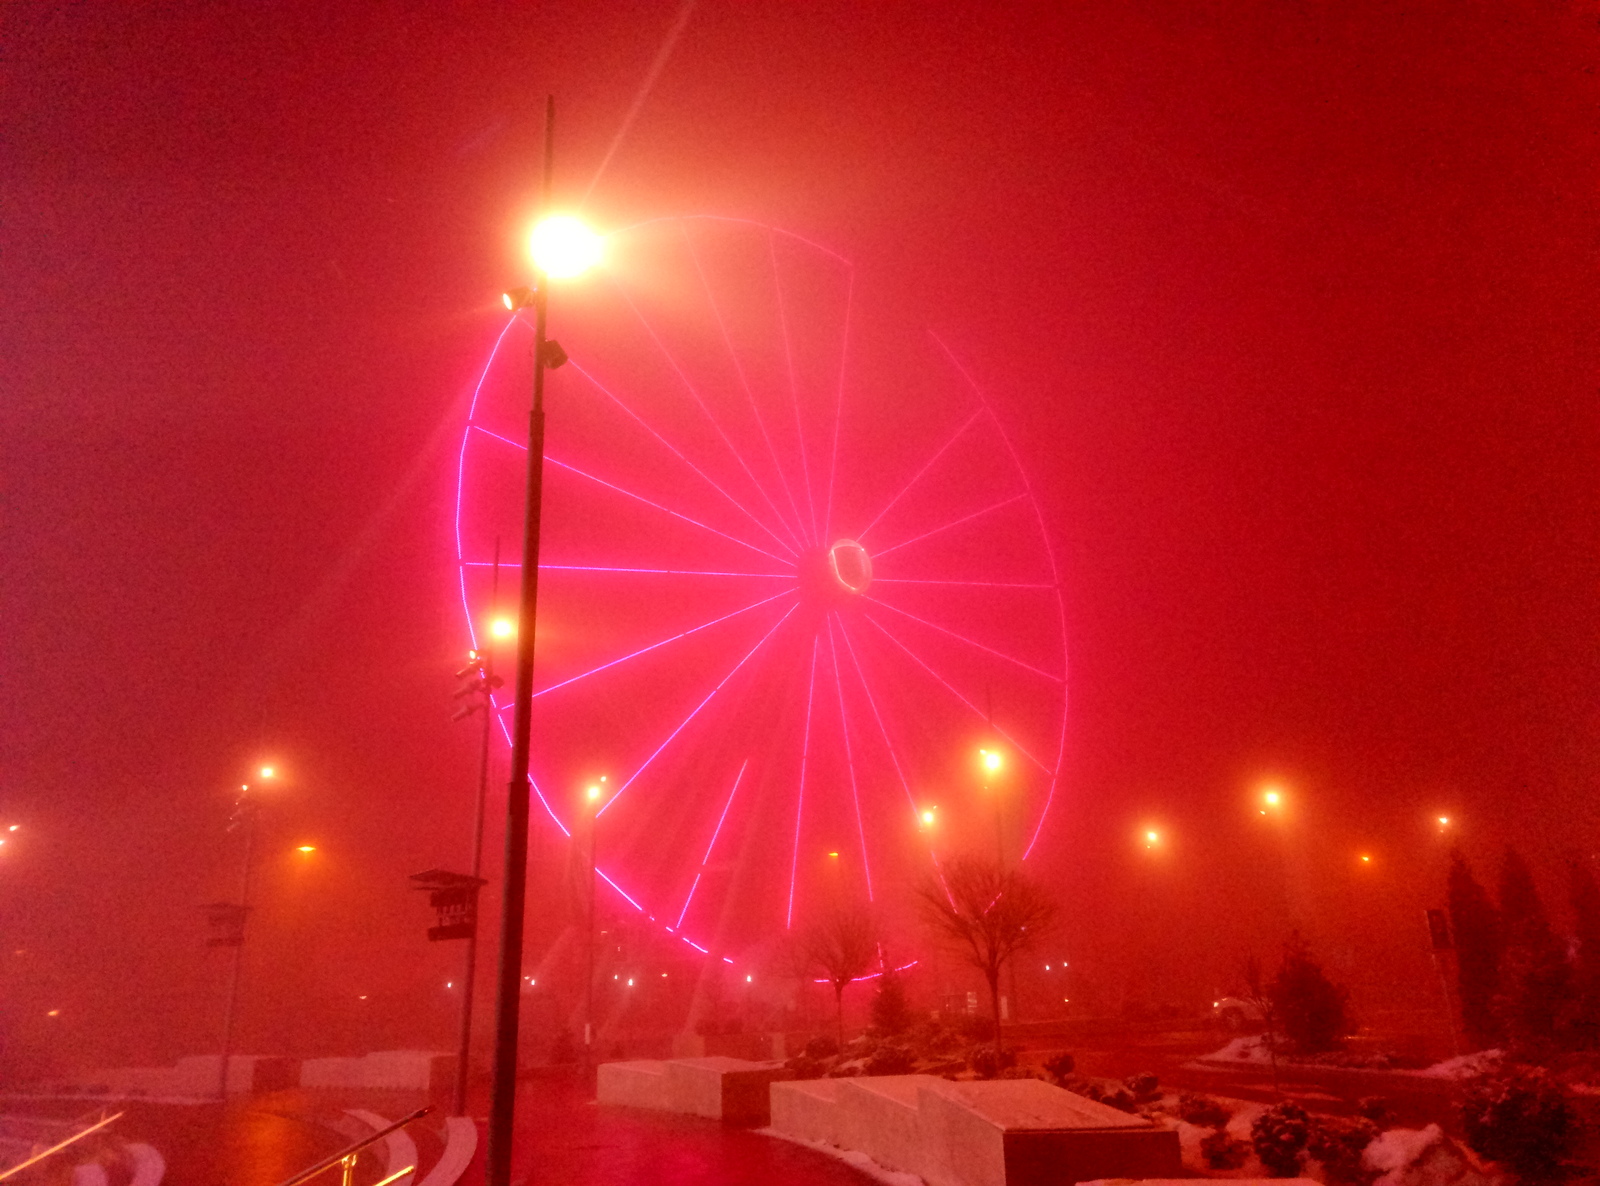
[1306, 1115, 1379, 1185]
[1251, 1101, 1312, 1177]
[1176, 1091, 1232, 1127]
[1123, 1070, 1160, 1101]
[1042, 1050, 1076, 1083]
[863, 1045, 915, 1076]
[1200, 1127, 1249, 1169]
[804, 1034, 839, 1060]
[1457, 1065, 1579, 1180]
[965, 1042, 1017, 1079]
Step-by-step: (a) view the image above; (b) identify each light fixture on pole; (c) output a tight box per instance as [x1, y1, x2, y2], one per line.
[483, 96, 600, 1186]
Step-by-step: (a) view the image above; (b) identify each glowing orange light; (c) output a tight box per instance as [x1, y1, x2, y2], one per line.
[586, 785, 602, 803]
[296, 845, 316, 854]
[1145, 830, 1160, 845]
[828, 851, 839, 859]
[1438, 816, 1451, 827]
[1360, 854, 1372, 863]
[1264, 789, 1281, 806]
[980, 749, 1003, 774]
[530, 216, 602, 279]
[921, 809, 936, 826]
[259, 766, 275, 779]
[491, 617, 515, 639]
[8, 825, 18, 832]
[47, 1009, 60, 1018]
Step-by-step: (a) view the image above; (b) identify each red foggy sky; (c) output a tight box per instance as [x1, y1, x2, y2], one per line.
[1, 1, 1596, 1066]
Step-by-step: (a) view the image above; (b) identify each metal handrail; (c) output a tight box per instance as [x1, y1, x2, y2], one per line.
[0, 1109, 122, 1182]
[270, 1106, 432, 1186]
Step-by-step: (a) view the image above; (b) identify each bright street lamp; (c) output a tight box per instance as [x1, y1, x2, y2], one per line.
[529, 215, 603, 279]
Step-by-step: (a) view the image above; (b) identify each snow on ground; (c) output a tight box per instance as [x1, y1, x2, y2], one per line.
[1199, 1035, 1278, 1064]
[1412, 1050, 1505, 1079]
[1364, 1125, 1499, 1186]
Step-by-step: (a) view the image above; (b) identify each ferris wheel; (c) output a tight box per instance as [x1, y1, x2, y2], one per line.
[454, 216, 1066, 960]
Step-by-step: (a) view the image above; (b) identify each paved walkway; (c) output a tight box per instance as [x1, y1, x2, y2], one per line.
[502, 1075, 871, 1186]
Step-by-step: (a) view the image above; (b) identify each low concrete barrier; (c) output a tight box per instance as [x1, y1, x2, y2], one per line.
[770, 1075, 1182, 1186]
[596, 1061, 670, 1112]
[596, 1057, 792, 1126]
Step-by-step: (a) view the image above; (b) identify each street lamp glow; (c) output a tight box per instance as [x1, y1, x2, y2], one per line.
[586, 784, 602, 803]
[1438, 816, 1451, 828]
[920, 808, 936, 827]
[296, 845, 316, 854]
[259, 766, 275, 780]
[1360, 854, 1372, 864]
[530, 216, 602, 279]
[1144, 830, 1160, 847]
[980, 748, 1003, 774]
[491, 617, 516, 639]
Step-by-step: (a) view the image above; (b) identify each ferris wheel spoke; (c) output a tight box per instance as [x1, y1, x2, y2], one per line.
[533, 588, 796, 701]
[861, 593, 1064, 683]
[462, 561, 794, 579]
[825, 626, 875, 901]
[674, 759, 750, 931]
[769, 231, 822, 545]
[684, 224, 813, 548]
[871, 493, 1029, 561]
[786, 637, 821, 929]
[856, 611, 1052, 776]
[545, 455, 794, 566]
[568, 360, 800, 560]
[855, 410, 984, 543]
[872, 576, 1056, 590]
[822, 275, 854, 544]
[598, 602, 798, 818]
[830, 615, 919, 818]
[613, 279, 807, 551]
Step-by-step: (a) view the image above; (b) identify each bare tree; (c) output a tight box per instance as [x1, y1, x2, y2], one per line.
[801, 904, 878, 1049]
[917, 855, 1058, 1050]
[1241, 952, 1281, 1100]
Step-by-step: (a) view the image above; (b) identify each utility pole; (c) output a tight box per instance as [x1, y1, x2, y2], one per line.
[215, 785, 258, 1102]
[449, 543, 504, 1115]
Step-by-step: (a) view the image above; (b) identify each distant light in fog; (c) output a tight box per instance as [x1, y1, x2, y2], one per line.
[745, 974, 752, 983]
[7, 824, 17, 831]
[297, 845, 316, 854]
[260, 766, 275, 779]
[491, 617, 515, 639]
[47, 1009, 60, 1017]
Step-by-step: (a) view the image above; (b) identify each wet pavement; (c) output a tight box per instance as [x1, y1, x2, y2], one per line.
[501, 1075, 871, 1186]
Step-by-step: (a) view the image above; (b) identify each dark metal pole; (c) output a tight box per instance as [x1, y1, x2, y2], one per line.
[217, 800, 255, 1102]
[585, 811, 597, 1067]
[453, 545, 500, 1116]
[485, 96, 554, 1186]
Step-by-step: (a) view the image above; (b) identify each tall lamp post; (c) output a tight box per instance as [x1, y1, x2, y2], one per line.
[584, 781, 603, 1068]
[213, 765, 275, 1101]
[484, 97, 601, 1186]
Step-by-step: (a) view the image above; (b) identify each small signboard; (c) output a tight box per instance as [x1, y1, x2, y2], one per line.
[410, 869, 488, 942]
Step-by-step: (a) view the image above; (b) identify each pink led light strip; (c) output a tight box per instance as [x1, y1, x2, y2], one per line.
[786, 638, 820, 929]
[614, 277, 805, 553]
[685, 224, 812, 547]
[533, 588, 795, 701]
[568, 360, 799, 559]
[929, 331, 1069, 860]
[859, 611, 1052, 776]
[856, 410, 984, 544]
[462, 562, 793, 579]
[872, 493, 1028, 560]
[826, 626, 874, 901]
[863, 593, 1063, 683]
[544, 454, 794, 566]
[674, 759, 750, 931]
[599, 603, 798, 817]
[770, 230, 821, 545]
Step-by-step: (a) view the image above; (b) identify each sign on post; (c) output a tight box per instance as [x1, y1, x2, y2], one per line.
[409, 869, 488, 942]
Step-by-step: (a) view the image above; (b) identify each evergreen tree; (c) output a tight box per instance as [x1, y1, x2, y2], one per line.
[1447, 851, 1503, 1048]
[1270, 933, 1349, 1053]
[1567, 857, 1600, 1048]
[1498, 847, 1571, 1048]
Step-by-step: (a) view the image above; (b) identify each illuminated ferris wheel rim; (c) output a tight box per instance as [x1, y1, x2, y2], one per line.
[452, 215, 1068, 960]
